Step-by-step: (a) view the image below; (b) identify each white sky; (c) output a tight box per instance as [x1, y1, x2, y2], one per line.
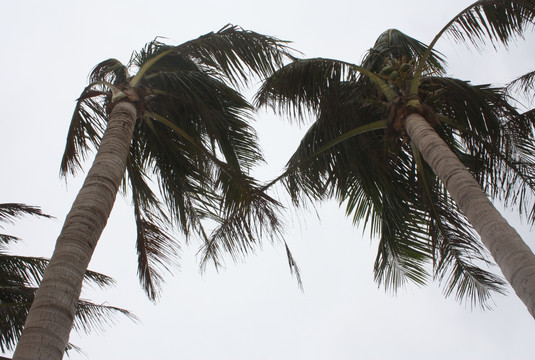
[1, 0, 534, 359]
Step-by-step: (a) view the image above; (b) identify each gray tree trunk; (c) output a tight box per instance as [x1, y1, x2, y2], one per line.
[405, 112, 535, 319]
[12, 101, 138, 360]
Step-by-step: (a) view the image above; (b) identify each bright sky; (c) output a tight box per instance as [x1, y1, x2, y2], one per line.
[1, 0, 534, 359]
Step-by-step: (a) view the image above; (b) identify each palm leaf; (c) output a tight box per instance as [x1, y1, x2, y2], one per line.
[0, 202, 132, 352]
[198, 182, 282, 268]
[132, 196, 179, 301]
[60, 93, 108, 176]
[256, 58, 396, 122]
[507, 69, 535, 98]
[410, 1, 535, 95]
[443, 0, 535, 49]
[175, 24, 295, 87]
[131, 24, 294, 88]
[0, 293, 135, 353]
[72, 299, 137, 334]
[0, 203, 51, 227]
[422, 77, 535, 223]
[89, 58, 130, 85]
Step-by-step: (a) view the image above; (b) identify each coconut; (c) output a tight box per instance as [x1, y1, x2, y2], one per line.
[381, 66, 394, 75]
[400, 63, 411, 72]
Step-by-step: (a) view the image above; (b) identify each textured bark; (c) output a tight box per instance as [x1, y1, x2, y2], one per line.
[13, 101, 137, 360]
[405, 113, 535, 318]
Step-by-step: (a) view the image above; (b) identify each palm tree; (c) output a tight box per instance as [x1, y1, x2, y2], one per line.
[256, 1, 535, 317]
[13, 25, 293, 359]
[0, 203, 134, 356]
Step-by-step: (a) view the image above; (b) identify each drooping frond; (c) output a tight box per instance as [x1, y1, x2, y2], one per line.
[72, 299, 137, 335]
[198, 180, 283, 268]
[442, 0, 535, 49]
[60, 92, 109, 176]
[0, 252, 126, 352]
[60, 58, 129, 177]
[172, 24, 295, 87]
[372, 192, 432, 291]
[146, 69, 262, 172]
[0, 290, 135, 353]
[507, 69, 535, 99]
[130, 24, 294, 88]
[132, 197, 180, 301]
[284, 241, 304, 290]
[0, 254, 48, 289]
[0, 203, 51, 227]
[89, 58, 130, 85]
[432, 212, 507, 307]
[422, 77, 535, 223]
[0, 203, 131, 352]
[256, 58, 359, 121]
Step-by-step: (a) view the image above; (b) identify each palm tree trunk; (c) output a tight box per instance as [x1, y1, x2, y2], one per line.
[404, 112, 535, 318]
[13, 101, 137, 360]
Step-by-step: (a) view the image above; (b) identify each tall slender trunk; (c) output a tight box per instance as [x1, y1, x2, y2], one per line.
[404, 112, 535, 318]
[13, 101, 138, 360]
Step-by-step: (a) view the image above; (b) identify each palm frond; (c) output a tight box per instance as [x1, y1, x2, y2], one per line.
[131, 25, 294, 88]
[442, 0, 535, 49]
[373, 200, 432, 291]
[284, 241, 304, 290]
[256, 57, 397, 122]
[0, 203, 51, 228]
[82, 269, 116, 289]
[133, 206, 179, 302]
[0, 254, 48, 288]
[72, 299, 137, 335]
[255, 58, 359, 121]
[125, 150, 180, 301]
[275, 80, 387, 206]
[89, 58, 129, 85]
[423, 78, 535, 223]
[434, 222, 507, 308]
[60, 93, 108, 177]
[507, 69, 535, 98]
[0, 294, 135, 353]
[198, 181, 283, 269]
[422, 77, 507, 137]
[0, 201, 129, 351]
[145, 70, 262, 171]
[60, 58, 129, 177]
[176, 24, 295, 87]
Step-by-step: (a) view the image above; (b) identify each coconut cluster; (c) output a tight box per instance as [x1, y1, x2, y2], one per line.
[380, 59, 413, 87]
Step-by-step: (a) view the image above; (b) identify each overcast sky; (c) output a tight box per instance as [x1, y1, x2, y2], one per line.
[1, 0, 535, 359]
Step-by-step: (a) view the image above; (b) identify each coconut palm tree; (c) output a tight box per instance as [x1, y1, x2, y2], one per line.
[13, 26, 293, 360]
[0, 203, 134, 356]
[256, 1, 535, 317]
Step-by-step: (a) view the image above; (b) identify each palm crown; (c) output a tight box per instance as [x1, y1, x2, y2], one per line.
[257, 1, 535, 307]
[60, 25, 295, 300]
